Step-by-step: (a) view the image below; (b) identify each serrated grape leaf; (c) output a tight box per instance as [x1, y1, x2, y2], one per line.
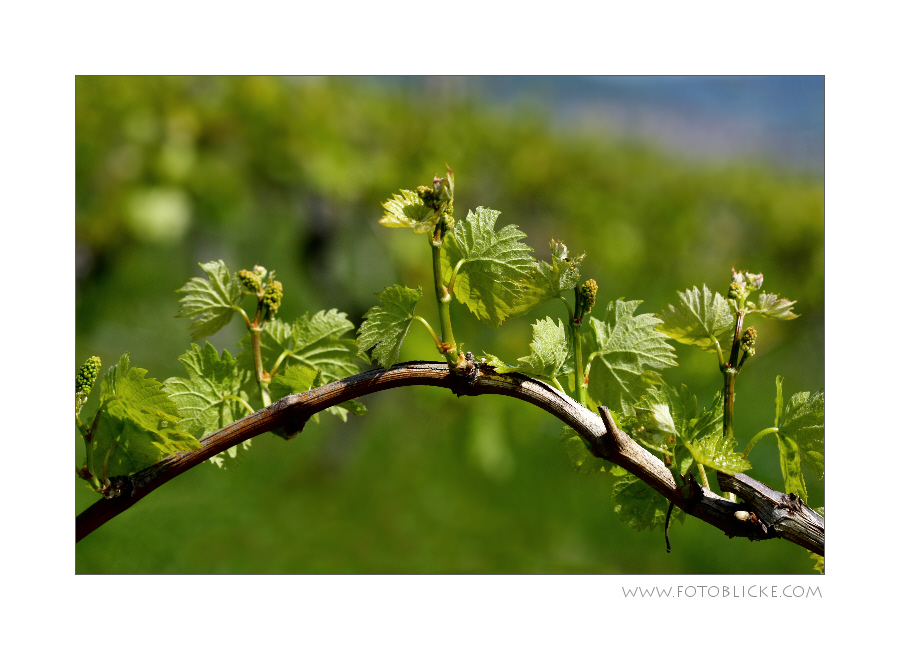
[671, 391, 724, 476]
[583, 300, 677, 415]
[339, 399, 368, 416]
[751, 293, 799, 320]
[176, 260, 243, 340]
[657, 286, 734, 352]
[611, 472, 684, 531]
[560, 425, 617, 474]
[164, 342, 251, 439]
[780, 389, 824, 481]
[92, 354, 199, 477]
[241, 310, 359, 385]
[357, 285, 423, 369]
[685, 391, 724, 443]
[101, 353, 186, 436]
[479, 352, 516, 374]
[514, 317, 571, 380]
[810, 552, 824, 574]
[508, 240, 584, 318]
[628, 385, 689, 451]
[268, 364, 365, 421]
[683, 435, 751, 475]
[441, 207, 535, 328]
[269, 364, 320, 402]
[777, 433, 807, 500]
[290, 309, 360, 382]
[380, 189, 441, 234]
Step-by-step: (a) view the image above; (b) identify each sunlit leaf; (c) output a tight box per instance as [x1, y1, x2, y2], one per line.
[380, 189, 441, 234]
[683, 435, 751, 475]
[357, 284, 423, 369]
[583, 299, 677, 415]
[780, 388, 824, 481]
[611, 472, 684, 531]
[657, 285, 733, 353]
[92, 354, 199, 478]
[751, 293, 799, 320]
[269, 365, 320, 402]
[442, 207, 535, 328]
[165, 342, 251, 438]
[560, 425, 618, 474]
[514, 317, 571, 380]
[176, 260, 243, 340]
[508, 239, 584, 318]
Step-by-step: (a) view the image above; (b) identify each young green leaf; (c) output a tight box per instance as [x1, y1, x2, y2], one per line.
[101, 353, 185, 435]
[92, 354, 200, 478]
[176, 260, 243, 340]
[776, 433, 807, 499]
[508, 240, 584, 318]
[356, 285, 424, 369]
[657, 285, 734, 353]
[683, 435, 751, 475]
[268, 364, 365, 425]
[810, 552, 824, 574]
[778, 388, 825, 490]
[441, 207, 535, 328]
[583, 300, 678, 415]
[164, 342, 251, 439]
[782, 390, 824, 478]
[380, 189, 441, 234]
[269, 365, 320, 402]
[628, 385, 685, 451]
[750, 293, 799, 320]
[290, 309, 360, 383]
[684, 391, 724, 443]
[611, 472, 685, 531]
[479, 353, 516, 374]
[560, 425, 618, 474]
[513, 317, 571, 380]
[242, 310, 359, 385]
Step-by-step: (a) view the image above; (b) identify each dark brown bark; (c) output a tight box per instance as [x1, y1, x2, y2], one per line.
[76, 362, 824, 556]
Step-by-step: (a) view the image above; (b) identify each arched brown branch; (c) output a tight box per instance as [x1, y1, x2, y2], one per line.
[75, 362, 824, 555]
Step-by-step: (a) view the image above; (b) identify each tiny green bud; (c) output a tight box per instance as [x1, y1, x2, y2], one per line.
[728, 281, 743, 301]
[262, 280, 283, 318]
[238, 269, 262, 294]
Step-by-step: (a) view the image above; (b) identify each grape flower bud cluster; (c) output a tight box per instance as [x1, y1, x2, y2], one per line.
[76, 356, 102, 416]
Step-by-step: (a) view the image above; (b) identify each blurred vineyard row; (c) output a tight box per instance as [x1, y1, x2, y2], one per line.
[76, 76, 824, 574]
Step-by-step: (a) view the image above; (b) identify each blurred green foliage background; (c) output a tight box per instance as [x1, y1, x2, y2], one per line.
[75, 76, 824, 574]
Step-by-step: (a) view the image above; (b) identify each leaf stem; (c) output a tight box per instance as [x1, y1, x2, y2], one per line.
[570, 288, 587, 405]
[413, 315, 442, 349]
[447, 259, 466, 298]
[250, 326, 272, 407]
[696, 463, 710, 491]
[430, 231, 460, 368]
[224, 394, 256, 415]
[233, 305, 252, 329]
[722, 310, 745, 438]
[743, 427, 779, 459]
